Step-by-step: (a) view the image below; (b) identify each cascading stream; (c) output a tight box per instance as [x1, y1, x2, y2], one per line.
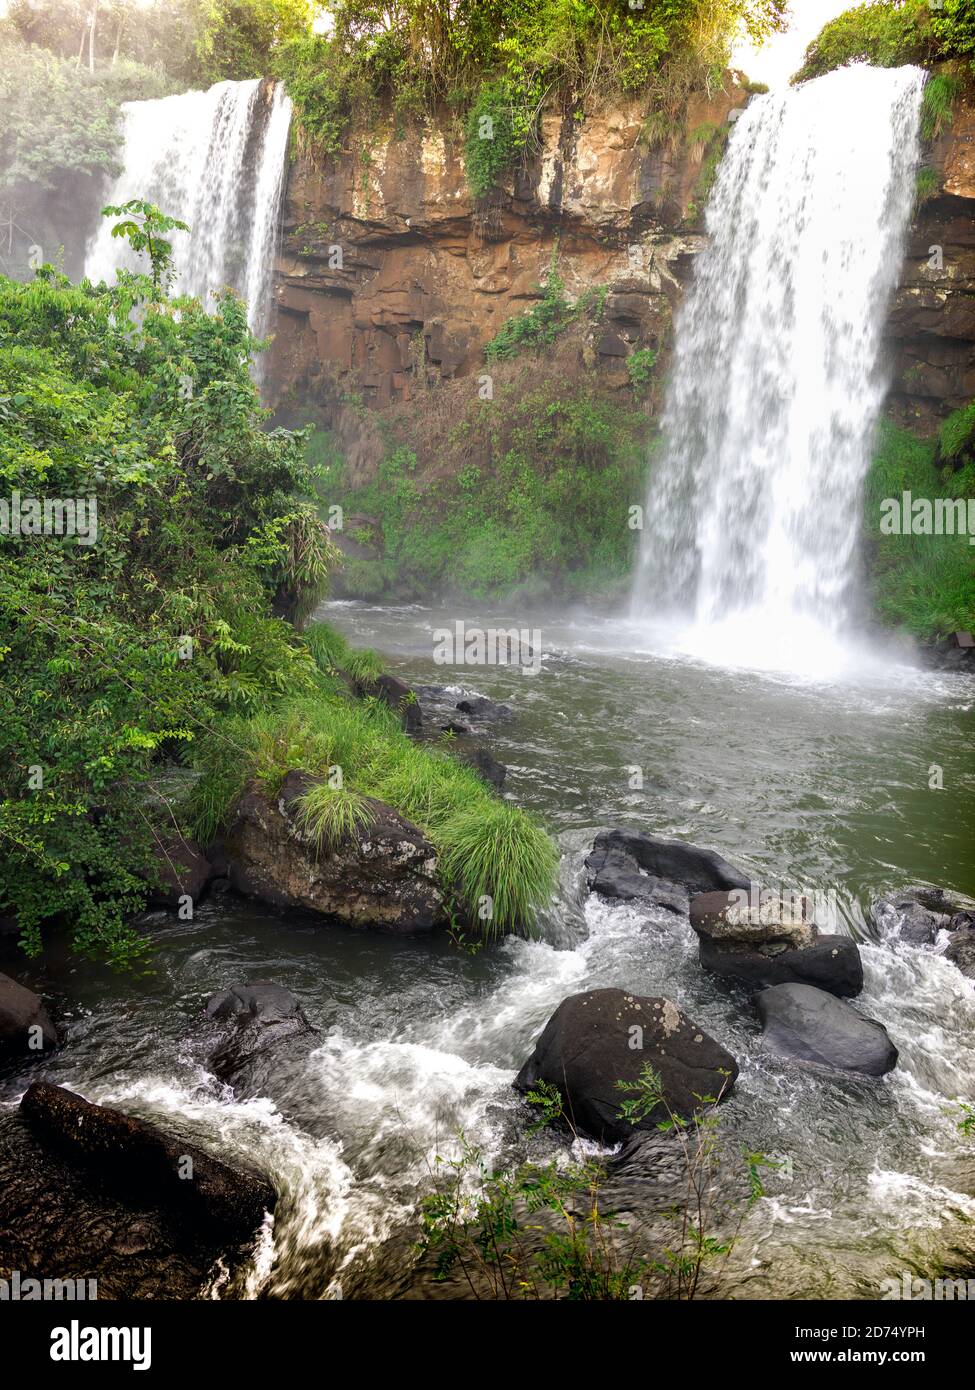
[631, 66, 926, 670]
[84, 78, 292, 345]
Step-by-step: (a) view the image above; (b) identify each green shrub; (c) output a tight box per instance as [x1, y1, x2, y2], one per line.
[464, 79, 537, 198]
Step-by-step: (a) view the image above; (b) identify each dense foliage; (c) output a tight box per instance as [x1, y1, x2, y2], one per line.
[0, 228, 336, 966]
[793, 0, 975, 83]
[278, 0, 787, 186]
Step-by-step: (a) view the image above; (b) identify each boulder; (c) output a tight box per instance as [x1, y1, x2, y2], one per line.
[756, 984, 898, 1077]
[224, 770, 447, 932]
[20, 1082, 276, 1238]
[587, 848, 689, 916]
[514, 988, 739, 1144]
[585, 829, 748, 911]
[460, 745, 507, 789]
[0, 972, 57, 1052]
[0, 1112, 252, 1300]
[690, 890, 863, 997]
[455, 695, 513, 721]
[146, 835, 214, 910]
[355, 672, 422, 732]
[205, 981, 316, 1084]
[946, 926, 975, 980]
[869, 889, 956, 945]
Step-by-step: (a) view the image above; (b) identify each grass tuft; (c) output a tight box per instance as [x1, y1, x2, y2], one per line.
[294, 783, 373, 848]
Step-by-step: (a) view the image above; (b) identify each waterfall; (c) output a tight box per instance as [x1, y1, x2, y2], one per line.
[84, 79, 292, 343]
[631, 65, 926, 671]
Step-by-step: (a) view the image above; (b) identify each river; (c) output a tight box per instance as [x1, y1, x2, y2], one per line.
[4, 600, 974, 1299]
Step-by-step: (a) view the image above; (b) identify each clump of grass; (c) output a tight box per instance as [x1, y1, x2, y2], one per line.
[914, 165, 940, 208]
[303, 620, 385, 682]
[293, 783, 372, 848]
[439, 800, 559, 939]
[921, 72, 959, 142]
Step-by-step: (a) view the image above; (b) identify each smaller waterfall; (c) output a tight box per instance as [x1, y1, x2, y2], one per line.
[85, 79, 292, 341]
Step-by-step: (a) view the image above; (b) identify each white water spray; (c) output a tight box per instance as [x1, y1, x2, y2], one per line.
[85, 79, 292, 342]
[631, 66, 926, 673]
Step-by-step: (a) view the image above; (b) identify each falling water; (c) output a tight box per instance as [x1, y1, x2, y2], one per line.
[84, 79, 292, 342]
[631, 66, 926, 672]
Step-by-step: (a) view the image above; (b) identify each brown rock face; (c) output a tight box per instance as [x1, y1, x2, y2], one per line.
[225, 770, 447, 931]
[265, 86, 747, 440]
[885, 99, 975, 431]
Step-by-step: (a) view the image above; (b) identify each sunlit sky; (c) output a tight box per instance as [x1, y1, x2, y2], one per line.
[0, 1, 856, 88]
[733, 0, 855, 87]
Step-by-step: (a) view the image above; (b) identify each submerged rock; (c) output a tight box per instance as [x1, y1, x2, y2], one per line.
[586, 829, 749, 900]
[225, 770, 447, 932]
[0, 972, 57, 1053]
[205, 981, 316, 1087]
[514, 987, 738, 1144]
[946, 927, 975, 980]
[869, 889, 956, 945]
[756, 983, 898, 1077]
[20, 1081, 276, 1237]
[585, 829, 748, 919]
[455, 695, 513, 721]
[690, 891, 863, 997]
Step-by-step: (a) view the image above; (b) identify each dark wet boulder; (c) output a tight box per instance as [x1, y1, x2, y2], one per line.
[20, 1082, 276, 1238]
[205, 981, 316, 1085]
[146, 835, 214, 910]
[756, 984, 898, 1076]
[690, 890, 863, 997]
[455, 695, 513, 721]
[586, 848, 689, 915]
[585, 830, 748, 913]
[0, 972, 57, 1053]
[869, 889, 956, 945]
[460, 745, 507, 789]
[354, 673, 422, 732]
[224, 770, 447, 932]
[946, 927, 975, 980]
[514, 988, 738, 1144]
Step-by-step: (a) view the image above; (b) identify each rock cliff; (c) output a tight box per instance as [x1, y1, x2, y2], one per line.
[266, 82, 975, 453]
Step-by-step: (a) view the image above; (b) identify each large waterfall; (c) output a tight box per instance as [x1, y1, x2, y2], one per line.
[85, 79, 292, 341]
[631, 65, 926, 672]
